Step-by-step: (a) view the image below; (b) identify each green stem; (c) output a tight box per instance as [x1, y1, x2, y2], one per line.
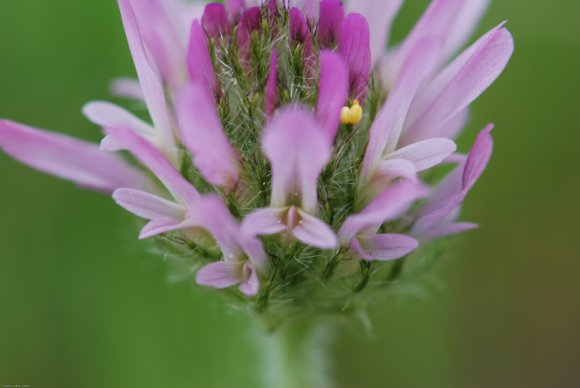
[259, 320, 335, 388]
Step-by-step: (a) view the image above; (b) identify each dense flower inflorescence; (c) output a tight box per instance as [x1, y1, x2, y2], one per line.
[0, 0, 513, 327]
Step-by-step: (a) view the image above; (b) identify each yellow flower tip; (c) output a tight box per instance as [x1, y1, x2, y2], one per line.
[340, 100, 364, 125]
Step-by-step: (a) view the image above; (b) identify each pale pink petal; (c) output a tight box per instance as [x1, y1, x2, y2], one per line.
[242, 207, 287, 237]
[239, 262, 260, 296]
[175, 83, 240, 190]
[405, 25, 513, 142]
[109, 78, 144, 100]
[83, 101, 154, 137]
[340, 13, 371, 101]
[0, 120, 151, 193]
[388, 138, 457, 171]
[442, 0, 490, 62]
[316, 51, 348, 141]
[360, 38, 441, 185]
[104, 127, 199, 205]
[346, 0, 403, 66]
[423, 222, 479, 240]
[352, 233, 419, 261]
[118, 0, 176, 149]
[139, 217, 195, 239]
[262, 107, 332, 214]
[339, 180, 428, 243]
[121, 0, 188, 90]
[382, 0, 465, 88]
[292, 210, 338, 250]
[188, 20, 219, 96]
[113, 188, 185, 220]
[376, 158, 418, 182]
[196, 261, 242, 289]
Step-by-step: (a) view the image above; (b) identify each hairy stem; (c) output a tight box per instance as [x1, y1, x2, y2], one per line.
[260, 320, 335, 388]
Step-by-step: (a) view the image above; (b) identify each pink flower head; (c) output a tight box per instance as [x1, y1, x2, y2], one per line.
[0, 1, 513, 303]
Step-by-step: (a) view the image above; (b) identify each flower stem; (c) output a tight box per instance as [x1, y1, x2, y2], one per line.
[260, 320, 335, 388]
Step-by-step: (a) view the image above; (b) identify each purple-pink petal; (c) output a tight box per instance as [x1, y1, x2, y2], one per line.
[202, 3, 231, 39]
[318, 0, 344, 47]
[0, 120, 152, 193]
[188, 20, 219, 96]
[316, 50, 348, 141]
[175, 83, 240, 191]
[237, 7, 262, 59]
[225, 0, 245, 21]
[376, 159, 418, 182]
[463, 124, 494, 192]
[339, 13, 371, 101]
[289, 7, 314, 61]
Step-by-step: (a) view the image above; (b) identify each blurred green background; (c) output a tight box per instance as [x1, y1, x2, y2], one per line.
[1, 1, 579, 387]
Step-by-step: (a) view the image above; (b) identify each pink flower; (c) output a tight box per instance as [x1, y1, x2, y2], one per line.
[0, 1, 514, 299]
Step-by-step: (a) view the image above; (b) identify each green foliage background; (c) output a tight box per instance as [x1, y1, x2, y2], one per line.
[0, 1, 579, 387]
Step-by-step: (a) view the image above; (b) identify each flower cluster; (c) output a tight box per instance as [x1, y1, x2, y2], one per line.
[0, 0, 512, 326]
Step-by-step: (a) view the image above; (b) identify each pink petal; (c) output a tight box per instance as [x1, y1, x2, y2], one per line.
[360, 38, 441, 185]
[83, 101, 154, 137]
[346, 0, 403, 67]
[0, 120, 151, 193]
[109, 78, 144, 101]
[318, 0, 344, 47]
[188, 20, 219, 96]
[202, 3, 231, 39]
[262, 107, 332, 214]
[104, 127, 199, 205]
[289, 7, 314, 62]
[265, 48, 279, 120]
[196, 261, 242, 289]
[339, 180, 428, 243]
[352, 233, 419, 261]
[175, 83, 240, 191]
[119, 0, 188, 91]
[292, 210, 338, 250]
[340, 13, 371, 101]
[242, 207, 287, 237]
[462, 124, 494, 192]
[117, 0, 176, 149]
[423, 222, 479, 240]
[113, 188, 185, 220]
[225, 0, 245, 21]
[382, 0, 465, 88]
[405, 25, 513, 142]
[376, 158, 418, 182]
[239, 262, 260, 296]
[188, 195, 268, 270]
[388, 138, 457, 171]
[442, 0, 490, 62]
[237, 7, 262, 60]
[316, 50, 348, 141]
[139, 217, 194, 239]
